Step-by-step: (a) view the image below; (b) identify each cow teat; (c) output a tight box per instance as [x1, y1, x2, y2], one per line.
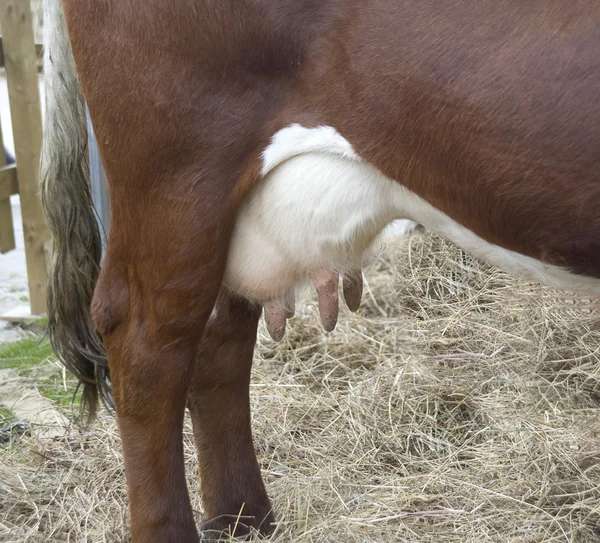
[263, 269, 364, 341]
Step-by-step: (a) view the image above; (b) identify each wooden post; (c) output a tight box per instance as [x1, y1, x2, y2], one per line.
[0, 0, 48, 314]
[0, 114, 15, 253]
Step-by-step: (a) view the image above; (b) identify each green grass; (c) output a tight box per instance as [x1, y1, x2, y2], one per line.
[35, 316, 48, 329]
[35, 365, 82, 408]
[0, 336, 54, 370]
[0, 336, 81, 408]
[0, 406, 16, 423]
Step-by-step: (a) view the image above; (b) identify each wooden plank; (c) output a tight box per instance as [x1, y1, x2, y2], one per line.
[0, 77, 15, 253]
[0, 197, 15, 252]
[0, 38, 43, 68]
[0, 164, 18, 199]
[0, 0, 48, 314]
[0, 305, 45, 322]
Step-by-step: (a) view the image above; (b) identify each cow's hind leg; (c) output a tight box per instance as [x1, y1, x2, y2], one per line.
[188, 290, 274, 539]
[91, 203, 232, 542]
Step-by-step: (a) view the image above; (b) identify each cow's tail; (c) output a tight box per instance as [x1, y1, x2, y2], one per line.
[40, 0, 110, 420]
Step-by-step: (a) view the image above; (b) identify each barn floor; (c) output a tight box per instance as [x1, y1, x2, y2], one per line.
[1, 232, 599, 542]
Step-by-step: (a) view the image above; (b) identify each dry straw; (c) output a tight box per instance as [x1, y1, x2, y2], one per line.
[1, 231, 599, 542]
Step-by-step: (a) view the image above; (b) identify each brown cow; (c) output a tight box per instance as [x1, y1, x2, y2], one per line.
[40, 0, 600, 541]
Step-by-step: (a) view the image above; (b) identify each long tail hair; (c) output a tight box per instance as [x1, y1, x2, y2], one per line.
[40, 0, 111, 419]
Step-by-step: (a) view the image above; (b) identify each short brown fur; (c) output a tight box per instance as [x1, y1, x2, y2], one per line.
[48, 1, 600, 540]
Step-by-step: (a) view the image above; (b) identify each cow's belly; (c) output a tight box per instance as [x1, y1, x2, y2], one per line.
[223, 151, 405, 302]
[223, 123, 600, 309]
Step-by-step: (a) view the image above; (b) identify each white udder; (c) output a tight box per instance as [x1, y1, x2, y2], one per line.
[224, 150, 403, 301]
[223, 124, 600, 303]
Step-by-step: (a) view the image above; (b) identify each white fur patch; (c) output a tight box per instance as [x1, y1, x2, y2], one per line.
[223, 124, 600, 303]
[261, 124, 358, 176]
